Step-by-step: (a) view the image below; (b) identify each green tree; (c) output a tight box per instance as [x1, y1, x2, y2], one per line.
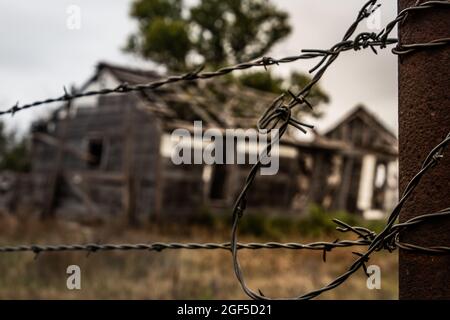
[125, 0, 291, 71]
[125, 0, 189, 71]
[125, 0, 329, 117]
[238, 71, 284, 94]
[189, 0, 291, 67]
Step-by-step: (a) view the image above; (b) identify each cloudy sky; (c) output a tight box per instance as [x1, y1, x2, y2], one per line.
[0, 0, 398, 135]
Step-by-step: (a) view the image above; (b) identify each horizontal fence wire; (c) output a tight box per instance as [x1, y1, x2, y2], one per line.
[0, 0, 449, 300]
[1, 1, 448, 118]
[1, 207, 449, 256]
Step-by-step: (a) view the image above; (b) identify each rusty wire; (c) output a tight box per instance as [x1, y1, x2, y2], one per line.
[0, 0, 449, 300]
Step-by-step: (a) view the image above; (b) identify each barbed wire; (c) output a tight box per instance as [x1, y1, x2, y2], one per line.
[228, 0, 450, 300]
[1, 1, 447, 117]
[0, 240, 371, 255]
[393, 37, 450, 55]
[229, 132, 450, 300]
[1, 207, 448, 256]
[0, 0, 448, 300]
[1, 49, 397, 118]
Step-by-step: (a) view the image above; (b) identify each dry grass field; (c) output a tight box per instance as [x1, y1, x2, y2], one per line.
[0, 214, 398, 300]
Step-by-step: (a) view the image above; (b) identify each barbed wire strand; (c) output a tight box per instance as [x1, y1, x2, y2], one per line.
[5, 1, 448, 117]
[1, 207, 449, 255]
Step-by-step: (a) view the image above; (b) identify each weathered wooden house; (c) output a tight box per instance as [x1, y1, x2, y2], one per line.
[30, 62, 398, 222]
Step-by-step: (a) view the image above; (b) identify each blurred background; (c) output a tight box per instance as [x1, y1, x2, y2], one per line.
[0, 0, 399, 299]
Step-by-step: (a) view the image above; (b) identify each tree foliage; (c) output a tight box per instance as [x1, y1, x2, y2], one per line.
[125, 0, 291, 71]
[125, 0, 330, 117]
[238, 71, 284, 94]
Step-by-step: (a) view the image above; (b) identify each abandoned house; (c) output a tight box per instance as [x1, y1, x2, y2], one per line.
[29, 62, 398, 222]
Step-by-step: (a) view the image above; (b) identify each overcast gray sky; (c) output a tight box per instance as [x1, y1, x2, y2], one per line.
[0, 0, 398, 134]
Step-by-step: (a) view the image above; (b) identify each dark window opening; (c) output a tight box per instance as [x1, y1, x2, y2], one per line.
[87, 138, 103, 169]
[372, 163, 387, 209]
[209, 164, 227, 200]
[346, 158, 362, 213]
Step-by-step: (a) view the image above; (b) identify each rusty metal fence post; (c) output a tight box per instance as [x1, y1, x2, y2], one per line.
[398, 0, 450, 299]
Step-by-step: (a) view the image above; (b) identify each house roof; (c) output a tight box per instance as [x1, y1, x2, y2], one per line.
[93, 62, 280, 129]
[96, 62, 161, 84]
[321, 104, 398, 155]
[42, 62, 397, 155]
[325, 104, 397, 141]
